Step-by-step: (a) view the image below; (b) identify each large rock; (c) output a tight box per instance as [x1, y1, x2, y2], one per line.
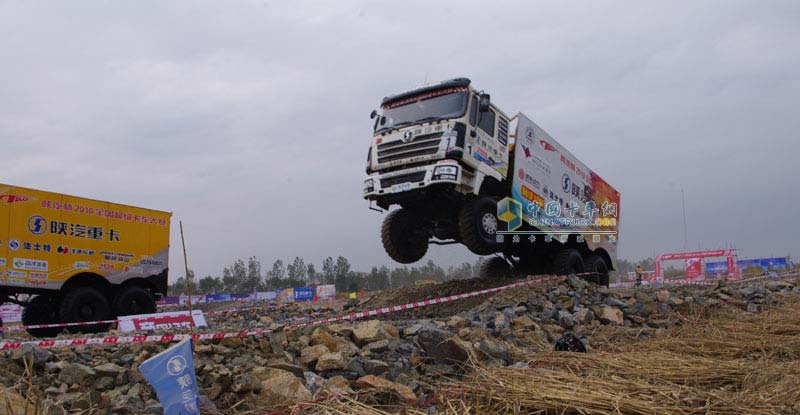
[259, 368, 312, 403]
[58, 363, 96, 386]
[304, 371, 327, 395]
[327, 323, 355, 338]
[493, 313, 509, 331]
[351, 320, 398, 346]
[364, 359, 390, 375]
[266, 360, 306, 377]
[208, 366, 232, 389]
[655, 290, 671, 303]
[511, 315, 538, 329]
[573, 308, 594, 324]
[11, 344, 53, 368]
[596, 306, 624, 325]
[417, 326, 472, 360]
[219, 337, 244, 348]
[315, 352, 348, 372]
[310, 328, 338, 351]
[109, 394, 144, 414]
[478, 338, 510, 361]
[334, 337, 361, 357]
[319, 375, 353, 397]
[446, 316, 470, 329]
[355, 375, 417, 403]
[94, 362, 125, 377]
[557, 310, 578, 329]
[299, 344, 330, 366]
[231, 373, 262, 393]
[363, 339, 390, 354]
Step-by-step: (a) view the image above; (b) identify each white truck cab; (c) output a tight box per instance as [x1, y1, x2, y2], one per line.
[364, 78, 510, 205]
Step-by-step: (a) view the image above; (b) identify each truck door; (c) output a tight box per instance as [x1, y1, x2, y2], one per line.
[468, 99, 507, 176]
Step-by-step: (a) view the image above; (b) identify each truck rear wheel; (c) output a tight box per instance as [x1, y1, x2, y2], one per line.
[60, 287, 112, 333]
[479, 256, 511, 279]
[458, 197, 501, 255]
[381, 208, 429, 264]
[22, 295, 62, 338]
[584, 254, 610, 287]
[553, 248, 585, 276]
[113, 286, 156, 317]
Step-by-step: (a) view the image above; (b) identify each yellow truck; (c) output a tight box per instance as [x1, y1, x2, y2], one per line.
[0, 184, 171, 337]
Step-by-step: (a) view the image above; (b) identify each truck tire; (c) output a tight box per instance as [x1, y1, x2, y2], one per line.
[381, 208, 429, 264]
[584, 254, 610, 287]
[22, 295, 62, 338]
[113, 286, 156, 317]
[479, 256, 511, 279]
[60, 287, 112, 333]
[553, 248, 585, 276]
[458, 197, 500, 255]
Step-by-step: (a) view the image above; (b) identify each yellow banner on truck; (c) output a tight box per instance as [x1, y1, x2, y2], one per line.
[0, 184, 171, 294]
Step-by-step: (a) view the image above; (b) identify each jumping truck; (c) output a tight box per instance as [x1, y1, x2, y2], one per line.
[0, 184, 170, 337]
[363, 78, 620, 284]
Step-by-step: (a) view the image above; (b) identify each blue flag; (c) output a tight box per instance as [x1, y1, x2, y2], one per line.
[139, 338, 200, 415]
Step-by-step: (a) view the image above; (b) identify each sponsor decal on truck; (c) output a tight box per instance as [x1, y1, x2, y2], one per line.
[0, 183, 171, 290]
[504, 115, 620, 257]
[12, 258, 48, 271]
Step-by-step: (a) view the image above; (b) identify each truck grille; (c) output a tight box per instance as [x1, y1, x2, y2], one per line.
[377, 132, 443, 164]
[380, 171, 426, 188]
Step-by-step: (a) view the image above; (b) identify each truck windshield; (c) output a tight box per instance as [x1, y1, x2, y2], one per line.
[378, 91, 468, 132]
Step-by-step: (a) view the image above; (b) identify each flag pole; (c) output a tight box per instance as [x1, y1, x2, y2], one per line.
[180, 221, 194, 340]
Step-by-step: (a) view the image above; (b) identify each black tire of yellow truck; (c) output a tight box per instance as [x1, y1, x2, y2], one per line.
[22, 295, 63, 338]
[113, 286, 156, 317]
[59, 286, 112, 333]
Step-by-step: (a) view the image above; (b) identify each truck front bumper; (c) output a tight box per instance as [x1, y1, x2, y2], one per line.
[364, 161, 461, 200]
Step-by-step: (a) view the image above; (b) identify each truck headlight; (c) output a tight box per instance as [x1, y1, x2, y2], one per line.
[433, 165, 458, 181]
[363, 178, 374, 193]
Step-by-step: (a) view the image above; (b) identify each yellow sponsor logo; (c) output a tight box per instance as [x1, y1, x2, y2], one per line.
[520, 185, 544, 208]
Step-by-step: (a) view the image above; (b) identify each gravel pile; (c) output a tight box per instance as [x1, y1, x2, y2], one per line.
[1, 275, 797, 414]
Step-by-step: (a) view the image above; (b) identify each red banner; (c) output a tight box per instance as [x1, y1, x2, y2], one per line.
[685, 258, 702, 280]
[118, 310, 207, 332]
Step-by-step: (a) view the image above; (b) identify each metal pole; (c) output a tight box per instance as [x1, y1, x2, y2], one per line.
[681, 188, 688, 252]
[180, 221, 194, 338]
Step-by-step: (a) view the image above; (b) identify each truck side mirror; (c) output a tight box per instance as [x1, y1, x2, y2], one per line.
[479, 94, 491, 112]
[370, 109, 378, 119]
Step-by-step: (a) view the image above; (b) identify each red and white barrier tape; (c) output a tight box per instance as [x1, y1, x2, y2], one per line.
[286, 275, 564, 330]
[0, 301, 282, 333]
[0, 275, 565, 350]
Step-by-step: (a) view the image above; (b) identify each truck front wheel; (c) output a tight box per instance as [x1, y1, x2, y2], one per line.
[459, 197, 501, 255]
[381, 208, 429, 264]
[113, 286, 156, 317]
[60, 287, 112, 333]
[22, 295, 62, 338]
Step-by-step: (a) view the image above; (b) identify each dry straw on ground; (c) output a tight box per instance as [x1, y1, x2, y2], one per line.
[306, 300, 800, 415]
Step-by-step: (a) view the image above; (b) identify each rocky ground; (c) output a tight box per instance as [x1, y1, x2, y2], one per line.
[1, 275, 797, 414]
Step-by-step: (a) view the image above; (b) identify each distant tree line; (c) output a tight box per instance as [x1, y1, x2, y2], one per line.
[168, 256, 481, 296]
[173, 253, 780, 296]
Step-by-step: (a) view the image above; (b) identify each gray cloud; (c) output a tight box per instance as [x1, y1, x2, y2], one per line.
[1, 1, 798, 278]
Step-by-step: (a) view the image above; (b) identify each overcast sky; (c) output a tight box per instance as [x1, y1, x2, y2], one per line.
[2, 1, 798, 279]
